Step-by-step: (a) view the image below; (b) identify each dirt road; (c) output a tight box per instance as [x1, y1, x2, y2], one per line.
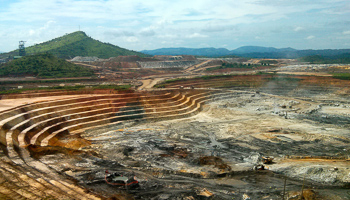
[138, 78, 164, 90]
[184, 60, 211, 73]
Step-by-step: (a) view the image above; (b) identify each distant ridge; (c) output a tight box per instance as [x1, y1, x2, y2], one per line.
[232, 46, 296, 54]
[141, 46, 350, 59]
[0, 31, 148, 59]
[141, 46, 296, 57]
[141, 47, 231, 57]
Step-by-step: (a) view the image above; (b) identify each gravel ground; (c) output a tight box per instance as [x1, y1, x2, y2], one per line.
[39, 91, 350, 199]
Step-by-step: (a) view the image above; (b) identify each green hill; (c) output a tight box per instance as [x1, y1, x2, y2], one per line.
[0, 53, 94, 78]
[0, 31, 148, 59]
[298, 54, 350, 64]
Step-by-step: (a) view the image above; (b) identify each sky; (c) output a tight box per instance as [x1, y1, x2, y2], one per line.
[0, 0, 350, 52]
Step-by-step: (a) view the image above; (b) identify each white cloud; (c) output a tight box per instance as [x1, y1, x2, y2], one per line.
[186, 33, 209, 38]
[157, 34, 178, 39]
[202, 23, 238, 33]
[29, 30, 35, 36]
[139, 29, 155, 37]
[126, 36, 139, 43]
[0, 0, 350, 51]
[105, 30, 135, 38]
[139, 27, 157, 37]
[294, 26, 304, 32]
[27, 20, 56, 37]
[306, 35, 315, 40]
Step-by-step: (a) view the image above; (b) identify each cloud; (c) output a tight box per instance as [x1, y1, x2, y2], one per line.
[157, 34, 178, 39]
[0, 0, 350, 51]
[126, 36, 139, 43]
[306, 35, 315, 40]
[202, 24, 238, 33]
[139, 28, 156, 37]
[186, 33, 209, 38]
[29, 30, 36, 36]
[184, 8, 203, 17]
[104, 30, 135, 38]
[322, 1, 350, 15]
[28, 20, 56, 36]
[294, 27, 304, 32]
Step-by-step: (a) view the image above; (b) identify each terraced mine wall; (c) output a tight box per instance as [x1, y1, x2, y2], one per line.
[153, 55, 197, 61]
[138, 60, 200, 68]
[0, 89, 238, 156]
[157, 74, 350, 98]
[284, 155, 350, 160]
[0, 89, 134, 99]
[2, 85, 348, 199]
[0, 88, 254, 199]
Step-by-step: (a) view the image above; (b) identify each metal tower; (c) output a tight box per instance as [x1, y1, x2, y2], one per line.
[19, 41, 26, 56]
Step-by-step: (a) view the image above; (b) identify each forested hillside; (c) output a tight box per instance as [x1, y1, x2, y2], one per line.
[0, 31, 148, 59]
[298, 54, 350, 64]
[0, 53, 94, 78]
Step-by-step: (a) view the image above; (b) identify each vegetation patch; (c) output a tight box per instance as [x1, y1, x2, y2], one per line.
[198, 74, 234, 80]
[0, 53, 94, 78]
[91, 85, 132, 90]
[216, 81, 261, 88]
[164, 78, 189, 83]
[298, 54, 350, 64]
[332, 73, 350, 80]
[263, 75, 301, 82]
[205, 63, 256, 71]
[155, 74, 260, 88]
[0, 84, 131, 95]
[0, 78, 100, 85]
[153, 84, 165, 88]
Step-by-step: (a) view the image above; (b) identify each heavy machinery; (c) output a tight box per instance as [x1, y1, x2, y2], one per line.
[262, 156, 274, 164]
[105, 170, 139, 189]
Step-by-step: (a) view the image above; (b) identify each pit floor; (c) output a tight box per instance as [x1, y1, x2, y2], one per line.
[39, 91, 350, 199]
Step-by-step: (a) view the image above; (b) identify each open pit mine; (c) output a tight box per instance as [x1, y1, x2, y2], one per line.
[0, 58, 349, 200]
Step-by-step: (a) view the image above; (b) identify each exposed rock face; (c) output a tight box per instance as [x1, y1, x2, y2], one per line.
[153, 55, 197, 61]
[109, 55, 157, 62]
[71, 56, 100, 62]
[138, 60, 200, 68]
[110, 55, 143, 62]
[134, 55, 199, 68]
